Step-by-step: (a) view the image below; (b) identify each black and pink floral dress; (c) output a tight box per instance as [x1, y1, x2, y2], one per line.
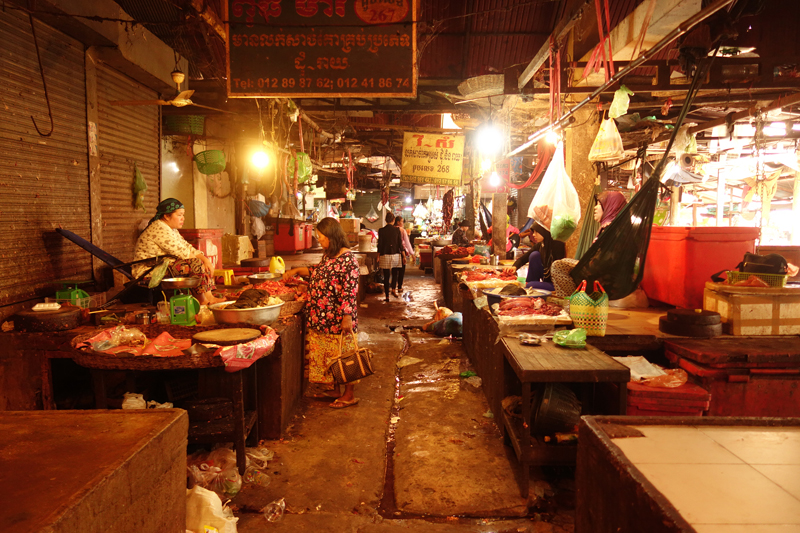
[304, 251, 360, 385]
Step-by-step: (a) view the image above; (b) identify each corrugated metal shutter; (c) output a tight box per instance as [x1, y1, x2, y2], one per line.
[0, 9, 90, 306]
[96, 65, 160, 264]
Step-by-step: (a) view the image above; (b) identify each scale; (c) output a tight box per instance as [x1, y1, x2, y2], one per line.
[161, 278, 201, 326]
[55, 280, 91, 308]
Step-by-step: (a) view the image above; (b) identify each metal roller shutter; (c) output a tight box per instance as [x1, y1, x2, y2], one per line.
[0, 9, 90, 307]
[96, 65, 160, 264]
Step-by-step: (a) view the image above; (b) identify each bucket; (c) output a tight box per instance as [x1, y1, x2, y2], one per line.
[358, 233, 373, 252]
[531, 383, 581, 435]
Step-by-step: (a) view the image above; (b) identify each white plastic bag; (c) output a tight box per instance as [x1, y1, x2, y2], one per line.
[185, 486, 238, 533]
[526, 142, 581, 241]
[588, 118, 624, 162]
[121, 392, 146, 409]
[608, 85, 634, 119]
[250, 217, 265, 239]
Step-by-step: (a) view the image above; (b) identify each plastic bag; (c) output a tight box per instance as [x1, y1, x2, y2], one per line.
[527, 142, 581, 241]
[92, 325, 147, 352]
[642, 368, 688, 388]
[185, 486, 238, 533]
[187, 448, 242, 499]
[251, 216, 266, 239]
[588, 119, 624, 162]
[121, 392, 146, 409]
[286, 151, 312, 183]
[365, 204, 379, 223]
[608, 85, 634, 119]
[148, 258, 171, 288]
[133, 162, 147, 212]
[553, 328, 587, 348]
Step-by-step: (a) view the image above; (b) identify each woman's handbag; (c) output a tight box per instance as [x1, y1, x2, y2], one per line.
[569, 280, 609, 336]
[328, 333, 375, 384]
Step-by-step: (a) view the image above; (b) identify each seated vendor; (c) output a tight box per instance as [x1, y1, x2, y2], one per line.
[133, 198, 224, 305]
[451, 220, 471, 246]
[509, 221, 566, 291]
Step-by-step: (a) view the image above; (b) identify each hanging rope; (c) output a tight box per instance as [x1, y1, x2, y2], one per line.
[509, 142, 556, 190]
[29, 14, 54, 137]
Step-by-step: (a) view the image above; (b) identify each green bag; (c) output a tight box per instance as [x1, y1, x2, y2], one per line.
[568, 280, 608, 336]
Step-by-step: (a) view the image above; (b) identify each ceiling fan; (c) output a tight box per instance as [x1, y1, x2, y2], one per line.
[110, 69, 233, 114]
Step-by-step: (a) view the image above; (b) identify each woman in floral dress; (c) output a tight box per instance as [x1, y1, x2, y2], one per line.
[282, 217, 362, 409]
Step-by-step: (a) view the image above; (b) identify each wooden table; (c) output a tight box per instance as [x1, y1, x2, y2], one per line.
[500, 337, 630, 497]
[68, 319, 304, 475]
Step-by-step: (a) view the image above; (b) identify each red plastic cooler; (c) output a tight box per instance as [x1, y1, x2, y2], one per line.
[273, 221, 305, 253]
[304, 223, 313, 250]
[626, 381, 711, 417]
[641, 226, 759, 308]
[178, 228, 222, 270]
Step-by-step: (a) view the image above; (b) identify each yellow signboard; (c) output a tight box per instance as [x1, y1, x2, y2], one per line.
[401, 133, 465, 185]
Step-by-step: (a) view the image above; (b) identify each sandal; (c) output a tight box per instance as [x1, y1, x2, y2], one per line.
[329, 398, 359, 409]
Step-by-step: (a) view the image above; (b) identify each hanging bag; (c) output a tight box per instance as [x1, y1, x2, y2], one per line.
[588, 118, 624, 162]
[328, 332, 375, 384]
[526, 142, 581, 242]
[568, 280, 609, 336]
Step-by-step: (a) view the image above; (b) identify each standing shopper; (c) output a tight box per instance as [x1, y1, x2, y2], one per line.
[395, 216, 414, 294]
[282, 217, 361, 409]
[133, 198, 223, 305]
[377, 212, 403, 301]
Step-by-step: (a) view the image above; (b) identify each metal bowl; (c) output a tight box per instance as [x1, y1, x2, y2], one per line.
[161, 277, 201, 290]
[209, 300, 284, 325]
[247, 272, 282, 284]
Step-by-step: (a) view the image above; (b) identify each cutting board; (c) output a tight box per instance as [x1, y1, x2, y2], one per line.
[13, 307, 83, 332]
[192, 328, 261, 346]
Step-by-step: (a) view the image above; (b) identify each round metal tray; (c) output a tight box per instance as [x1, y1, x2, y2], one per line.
[161, 277, 201, 290]
[247, 272, 282, 284]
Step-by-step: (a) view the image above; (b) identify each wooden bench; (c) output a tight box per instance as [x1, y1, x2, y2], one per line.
[500, 337, 630, 497]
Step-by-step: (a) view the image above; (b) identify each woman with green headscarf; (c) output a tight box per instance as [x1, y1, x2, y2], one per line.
[133, 198, 223, 305]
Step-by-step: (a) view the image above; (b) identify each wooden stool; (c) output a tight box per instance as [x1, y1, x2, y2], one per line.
[214, 269, 234, 285]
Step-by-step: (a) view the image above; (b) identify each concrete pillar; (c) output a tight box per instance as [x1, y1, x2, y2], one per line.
[492, 193, 508, 257]
[564, 100, 600, 256]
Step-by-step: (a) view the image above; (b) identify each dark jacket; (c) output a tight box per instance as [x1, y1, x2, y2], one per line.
[377, 224, 402, 255]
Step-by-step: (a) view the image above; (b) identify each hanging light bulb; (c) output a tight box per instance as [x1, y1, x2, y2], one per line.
[545, 130, 559, 144]
[489, 171, 501, 187]
[477, 123, 504, 156]
[252, 151, 269, 168]
[480, 158, 492, 172]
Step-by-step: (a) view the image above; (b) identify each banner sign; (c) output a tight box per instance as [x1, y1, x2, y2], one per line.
[225, 0, 417, 98]
[401, 133, 465, 186]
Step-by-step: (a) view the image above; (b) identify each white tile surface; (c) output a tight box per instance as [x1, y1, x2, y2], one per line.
[752, 465, 800, 502]
[612, 426, 743, 464]
[634, 463, 800, 525]
[698, 427, 800, 465]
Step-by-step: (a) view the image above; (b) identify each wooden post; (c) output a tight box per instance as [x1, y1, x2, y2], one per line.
[492, 193, 508, 257]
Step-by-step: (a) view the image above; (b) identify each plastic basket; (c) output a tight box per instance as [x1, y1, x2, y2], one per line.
[194, 150, 226, 174]
[531, 383, 581, 435]
[163, 115, 205, 135]
[726, 270, 788, 287]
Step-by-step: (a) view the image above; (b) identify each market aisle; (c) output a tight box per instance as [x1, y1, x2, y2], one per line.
[235, 267, 574, 533]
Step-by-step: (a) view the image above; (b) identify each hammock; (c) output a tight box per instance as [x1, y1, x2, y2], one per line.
[569, 176, 660, 300]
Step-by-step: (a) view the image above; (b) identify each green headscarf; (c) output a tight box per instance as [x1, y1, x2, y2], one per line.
[148, 198, 184, 227]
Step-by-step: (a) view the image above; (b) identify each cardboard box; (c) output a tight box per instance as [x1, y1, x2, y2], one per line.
[222, 234, 254, 265]
[339, 218, 360, 234]
[703, 281, 800, 335]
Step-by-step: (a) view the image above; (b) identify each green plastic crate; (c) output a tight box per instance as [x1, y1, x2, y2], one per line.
[164, 115, 204, 135]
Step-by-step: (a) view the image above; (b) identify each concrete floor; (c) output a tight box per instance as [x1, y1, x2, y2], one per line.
[232, 266, 576, 533]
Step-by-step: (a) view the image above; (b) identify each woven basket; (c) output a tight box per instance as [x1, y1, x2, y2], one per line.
[194, 150, 226, 175]
[279, 299, 305, 316]
[164, 115, 204, 135]
[726, 270, 788, 288]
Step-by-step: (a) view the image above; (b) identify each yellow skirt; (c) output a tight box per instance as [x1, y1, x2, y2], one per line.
[305, 328, 359, 387]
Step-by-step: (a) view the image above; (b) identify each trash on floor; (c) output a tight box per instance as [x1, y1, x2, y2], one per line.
[397, 356, 423, 368]
[186, 485, 238, 533]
